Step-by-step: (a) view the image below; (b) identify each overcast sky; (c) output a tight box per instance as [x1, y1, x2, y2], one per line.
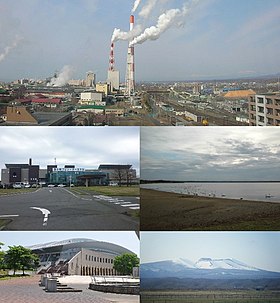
[141, 232, 280, 272]
[0, 0, 279, 82]
[0, 127, 139, 178]
[141, 127, 280, 181]
[0, 231, 139, 256]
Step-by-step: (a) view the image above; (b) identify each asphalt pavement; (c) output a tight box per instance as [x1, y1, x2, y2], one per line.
[0, 188, 139, 231]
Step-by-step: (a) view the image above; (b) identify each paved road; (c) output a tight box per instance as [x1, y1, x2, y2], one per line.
[0, 188, 139, 231]
[0, 275, 139, 303]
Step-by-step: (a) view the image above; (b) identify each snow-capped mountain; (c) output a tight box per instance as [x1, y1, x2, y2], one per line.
[141, 257, 280, 280]
[194, 258, 258, 271]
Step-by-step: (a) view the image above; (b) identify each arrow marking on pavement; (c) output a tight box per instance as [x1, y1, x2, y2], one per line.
[30, 207, 51, 226]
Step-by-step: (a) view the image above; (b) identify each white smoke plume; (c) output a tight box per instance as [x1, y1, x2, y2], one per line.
[111, 25, 142, 43]
[49, 65, 74, 87]
[139, 0, 158, 19]
[131, 1, 198, 45]
[132, 0, 141, 13]
[0, 36, 23, 63]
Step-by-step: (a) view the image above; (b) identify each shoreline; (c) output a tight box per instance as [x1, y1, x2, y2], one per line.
[140, 188, 280, 231]
[141, 186, 280, 204]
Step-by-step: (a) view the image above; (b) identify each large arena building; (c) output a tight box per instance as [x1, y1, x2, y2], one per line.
[28, 238, 134, 276]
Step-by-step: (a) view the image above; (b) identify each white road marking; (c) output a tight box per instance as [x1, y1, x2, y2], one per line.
[30, 207, 51, 226]
[92, 195, 140, 209]
[0, 215, 19, 217]
[121, 204, 140, 207]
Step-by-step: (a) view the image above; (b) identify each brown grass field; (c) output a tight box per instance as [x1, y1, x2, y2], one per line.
[141, 290, 280, 303]
[140, 189, 280, 230]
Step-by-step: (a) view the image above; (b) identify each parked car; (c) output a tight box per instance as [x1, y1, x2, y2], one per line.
[48, 184, 55, 188]
[58, 184, 66, 187]
[13, 182, 24, 189]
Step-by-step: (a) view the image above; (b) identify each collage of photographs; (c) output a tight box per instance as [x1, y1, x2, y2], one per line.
[0, 0, 280, 302]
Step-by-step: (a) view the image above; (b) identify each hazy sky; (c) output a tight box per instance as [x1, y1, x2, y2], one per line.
[141, 232, 280, 272]
[0, 127, 139, 178]
[141, 127, 280, 181]
[0, 231, 139, 256]
[0, 0, 279, 82]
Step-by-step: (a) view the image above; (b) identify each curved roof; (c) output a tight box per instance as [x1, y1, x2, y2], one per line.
[28, 238, 133, 256]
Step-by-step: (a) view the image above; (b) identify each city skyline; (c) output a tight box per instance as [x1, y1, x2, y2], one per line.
[141, 232, 280, 273]
[0, 127, 140, 179]
[0, 0, 279, 82]
[141, 127, 280, 181]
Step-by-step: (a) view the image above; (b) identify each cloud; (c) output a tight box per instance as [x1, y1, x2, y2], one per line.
[141, 127, 280, 181]
[0, 127, 140, 175]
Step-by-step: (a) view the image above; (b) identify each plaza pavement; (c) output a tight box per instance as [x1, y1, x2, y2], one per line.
[0, 275, 140, 303]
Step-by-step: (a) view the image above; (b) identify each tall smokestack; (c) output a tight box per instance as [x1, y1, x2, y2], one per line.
[125, 15, 136, 100]
[109, 43, 115, 71]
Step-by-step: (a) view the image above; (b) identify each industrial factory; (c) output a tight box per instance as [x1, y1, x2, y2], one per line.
[1, 0, 278, 126]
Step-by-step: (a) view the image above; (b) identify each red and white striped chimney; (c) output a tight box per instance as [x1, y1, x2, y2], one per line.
[109, 42, 115, 71]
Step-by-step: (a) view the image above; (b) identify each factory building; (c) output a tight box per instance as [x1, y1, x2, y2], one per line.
[107, 70, 120, 92]
[96, 83, 110, 97]
[249, 93, 280, 126]
[79, 92, 105, 106]
[29, 238, 134, 276]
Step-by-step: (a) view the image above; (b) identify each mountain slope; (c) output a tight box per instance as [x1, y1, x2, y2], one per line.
[141, 258, 280, 280]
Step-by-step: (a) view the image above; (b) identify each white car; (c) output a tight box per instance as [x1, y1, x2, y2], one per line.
[58, 184, 66, 187]
[48, 184, 55, 188]
[13, 183, 23, 189]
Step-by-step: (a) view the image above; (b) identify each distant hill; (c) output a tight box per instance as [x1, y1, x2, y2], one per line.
[141, 258, 280, 290]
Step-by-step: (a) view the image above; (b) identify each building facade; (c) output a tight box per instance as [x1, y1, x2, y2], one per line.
[249, 93, 280, 126]
[1, 159, 40, 185]
[107, 70, 120, 92]
[49, 168, 108, 186]
[79, 92, 104, 105]
[1, 159, 135, 187]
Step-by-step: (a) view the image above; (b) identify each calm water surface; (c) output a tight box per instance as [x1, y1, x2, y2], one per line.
[141, 183, 280, 202]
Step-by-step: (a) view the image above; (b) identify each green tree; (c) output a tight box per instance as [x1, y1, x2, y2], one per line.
[113, 253, 139, 275]
[5, 245, 39, 275]
[0, 242, 5, 270]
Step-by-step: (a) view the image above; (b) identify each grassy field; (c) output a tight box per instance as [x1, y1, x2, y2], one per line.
[0, 188, 37, 196]
[71, 185, 140, 196]
[141, 290, 280, 303]
[141, 189, 280, 230]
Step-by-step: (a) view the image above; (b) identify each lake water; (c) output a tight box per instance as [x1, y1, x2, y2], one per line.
[141, 182, 280, 203]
